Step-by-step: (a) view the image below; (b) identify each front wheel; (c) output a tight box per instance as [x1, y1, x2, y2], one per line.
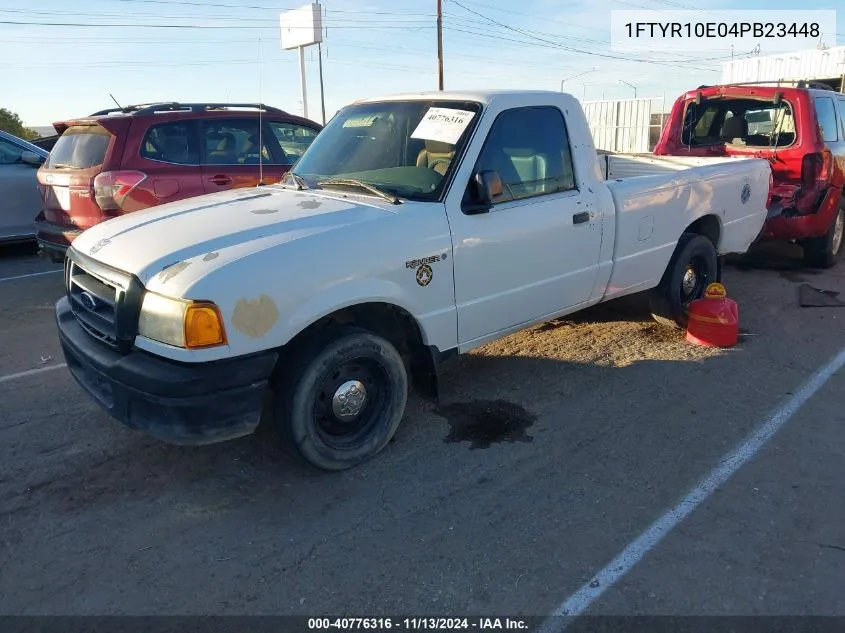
[275, 326, 408, 471]
[803, 203, 845, 269]
[649, 233, 718, 329]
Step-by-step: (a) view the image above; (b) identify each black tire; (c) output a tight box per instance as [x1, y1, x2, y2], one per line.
[274, 326, 408, 471]
[802, 202, 845, 269]
[649, 233, 718, 329]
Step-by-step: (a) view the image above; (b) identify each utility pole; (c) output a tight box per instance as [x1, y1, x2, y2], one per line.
[436, 0, 444, 90]
[318, 41, 326, 125]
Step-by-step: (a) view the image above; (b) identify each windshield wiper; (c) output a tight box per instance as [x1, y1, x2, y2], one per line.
[280, 171, 309, 190]
[317, 178, 401, 205]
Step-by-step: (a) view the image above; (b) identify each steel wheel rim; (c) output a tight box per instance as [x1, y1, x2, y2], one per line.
[681, 256, 709, 305]
[312, 357, 389, 449]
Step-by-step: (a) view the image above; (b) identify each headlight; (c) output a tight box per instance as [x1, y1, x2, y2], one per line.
[138, 292, 227, 349]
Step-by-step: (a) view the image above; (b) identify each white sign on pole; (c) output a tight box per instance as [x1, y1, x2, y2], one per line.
[280, 3, 323, 50]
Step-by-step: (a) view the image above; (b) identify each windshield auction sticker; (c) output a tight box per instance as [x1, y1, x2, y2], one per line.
[411, 108, 476, 145]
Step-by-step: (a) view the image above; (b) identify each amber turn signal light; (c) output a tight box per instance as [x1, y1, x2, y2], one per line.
[184, 302, 227, 349]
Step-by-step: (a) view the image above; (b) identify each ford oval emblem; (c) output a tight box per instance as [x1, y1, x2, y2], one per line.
[80, 292, 98, 311]
[741, 183, 751, 204]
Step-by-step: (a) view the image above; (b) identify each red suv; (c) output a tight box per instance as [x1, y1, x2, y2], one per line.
[654, 82, 845, 267]
[35, 102, 322, 262]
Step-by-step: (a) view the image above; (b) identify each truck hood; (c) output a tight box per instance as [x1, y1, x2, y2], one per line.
[71, 185, 396, 286]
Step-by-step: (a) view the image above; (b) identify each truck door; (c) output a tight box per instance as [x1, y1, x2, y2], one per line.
[447, 106, 603, 346]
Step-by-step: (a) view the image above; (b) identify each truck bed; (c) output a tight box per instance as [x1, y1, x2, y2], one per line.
[601, 153, 761, 181]
[598, 152, 771, 300]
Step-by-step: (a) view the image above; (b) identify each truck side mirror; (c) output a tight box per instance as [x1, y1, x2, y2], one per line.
[462, 170, 503, 216]
[463, 170, 504, 215]
[476, 170, 504, 202]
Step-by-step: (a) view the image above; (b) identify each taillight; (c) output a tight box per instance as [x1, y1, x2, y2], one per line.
[93, 170, 146, 212]
[800, 152, 832, 189]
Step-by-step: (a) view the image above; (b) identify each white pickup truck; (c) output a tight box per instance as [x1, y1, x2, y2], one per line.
[56, 90, 771, 470]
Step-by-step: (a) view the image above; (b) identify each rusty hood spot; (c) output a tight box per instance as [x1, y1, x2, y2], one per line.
[231, 294, 280, 338]
[155, 260, 191, 284]
[202, 252, 219, 262]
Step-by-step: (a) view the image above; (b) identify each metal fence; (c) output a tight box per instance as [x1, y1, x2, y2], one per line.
[720, 46, 845, 92]
[581, 96, 669, 154]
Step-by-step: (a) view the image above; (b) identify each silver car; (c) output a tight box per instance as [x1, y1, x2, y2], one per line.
[0, 129, 49, 243]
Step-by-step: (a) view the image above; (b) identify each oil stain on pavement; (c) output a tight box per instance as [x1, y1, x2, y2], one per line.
[437, 399, 536, 449]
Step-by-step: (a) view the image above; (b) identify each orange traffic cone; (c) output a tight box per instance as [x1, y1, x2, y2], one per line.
[686, 282, 739, 348]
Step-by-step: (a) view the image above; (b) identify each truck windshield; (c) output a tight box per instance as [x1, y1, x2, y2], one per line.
[288, 99, 482, 201]
[681, 97, 796, 148]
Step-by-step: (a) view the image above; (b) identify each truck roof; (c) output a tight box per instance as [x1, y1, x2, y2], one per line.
[355, 89, 580, 108]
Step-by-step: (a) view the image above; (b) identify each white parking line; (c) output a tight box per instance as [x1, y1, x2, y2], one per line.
[0, 363, 67, 385]
[0, 269, 62, 283]
[539, 345, 845, 632]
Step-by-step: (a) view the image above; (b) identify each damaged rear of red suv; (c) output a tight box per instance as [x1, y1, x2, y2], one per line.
[655, 82, 845, 268]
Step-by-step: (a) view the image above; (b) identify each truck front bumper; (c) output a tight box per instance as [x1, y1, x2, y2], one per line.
[56, 296, 279, 445]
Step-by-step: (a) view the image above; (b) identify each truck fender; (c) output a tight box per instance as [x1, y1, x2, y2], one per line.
[284, 278, 426, 346]
[282, 280, 444, 402]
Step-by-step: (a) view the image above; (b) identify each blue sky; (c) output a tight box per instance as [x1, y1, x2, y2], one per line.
[1, 0, 842, 128]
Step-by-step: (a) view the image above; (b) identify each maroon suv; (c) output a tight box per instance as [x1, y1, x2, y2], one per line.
[35, 102, 322, 262]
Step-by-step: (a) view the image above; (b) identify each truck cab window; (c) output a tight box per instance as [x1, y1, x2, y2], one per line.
[472, 106, 576, 204]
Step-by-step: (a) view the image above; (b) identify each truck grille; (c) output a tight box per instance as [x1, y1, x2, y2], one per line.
[65, 250, 144, 352]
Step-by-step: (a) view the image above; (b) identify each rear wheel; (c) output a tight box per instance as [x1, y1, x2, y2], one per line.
[649, 233, 718, 329]
[803, 202, 845, 269]
[274, 326, 408, 471]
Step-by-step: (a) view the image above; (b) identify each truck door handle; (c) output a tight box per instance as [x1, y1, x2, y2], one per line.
[209, 175, 232, 186]
[573, 211, 590, 225]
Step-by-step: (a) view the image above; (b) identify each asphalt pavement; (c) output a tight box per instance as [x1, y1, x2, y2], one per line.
[1, 240, 844, 625]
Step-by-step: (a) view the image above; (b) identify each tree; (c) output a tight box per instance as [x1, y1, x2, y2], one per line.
[0, 108, 39, 140]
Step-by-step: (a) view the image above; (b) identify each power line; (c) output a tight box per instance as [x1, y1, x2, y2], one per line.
[0, 8, 434, 24]
[104, 0, 435, 15]
[0, 19, 436, 30]
[441, 11, 610, 47]
[443, 7, 736, 62]
[6, 58, 293, 69]
[446, 0, 611, 35]
[442, 24, 724, 72]
[445, 0, 725, 70]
